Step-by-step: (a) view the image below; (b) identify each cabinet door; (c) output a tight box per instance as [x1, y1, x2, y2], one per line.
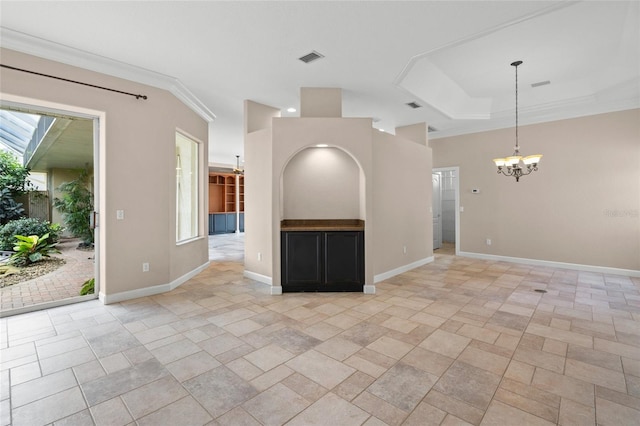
[226, 213, 237, 232]
[213, 214, 227, 234]
[324, 231, 363, 286]
[282, 232, 322, 288]
[239, 213, 245, 232]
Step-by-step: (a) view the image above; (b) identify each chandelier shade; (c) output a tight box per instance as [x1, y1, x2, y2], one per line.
[493, 60, 542, 182]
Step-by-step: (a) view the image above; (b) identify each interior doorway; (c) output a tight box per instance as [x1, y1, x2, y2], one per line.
[432, 173, 442, 250]
[0, 98, 101, 316]
[433, 167, 460, 255]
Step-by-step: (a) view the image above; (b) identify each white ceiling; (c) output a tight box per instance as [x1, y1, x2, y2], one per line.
[1, 1, 638, 166]
[26, 118, 94, 172]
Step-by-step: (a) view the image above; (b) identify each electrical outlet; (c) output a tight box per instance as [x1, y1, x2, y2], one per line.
[486, 238, 492, 246]
[258, 252, 262, 261]
[116, 210, 124, 220]
[142, 262, 149, 272]
[403, 246, 407, 254]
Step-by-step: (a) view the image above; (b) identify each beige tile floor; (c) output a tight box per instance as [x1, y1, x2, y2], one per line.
[1, 237, 639, 425]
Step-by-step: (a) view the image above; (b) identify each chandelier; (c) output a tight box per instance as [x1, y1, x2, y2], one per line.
[492, 60, 542, 182]
[233, 155, 244, 175]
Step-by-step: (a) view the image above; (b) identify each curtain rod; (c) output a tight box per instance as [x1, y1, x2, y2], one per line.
[0, 64, 148, 100]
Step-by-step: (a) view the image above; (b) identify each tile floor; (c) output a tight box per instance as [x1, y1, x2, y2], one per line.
[0, 233, 242, 315]
[1, 237, 639, 425]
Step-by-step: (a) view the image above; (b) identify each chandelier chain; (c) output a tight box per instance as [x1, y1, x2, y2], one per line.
[515, 62, 519, 152]
[492, 60, 542, 182]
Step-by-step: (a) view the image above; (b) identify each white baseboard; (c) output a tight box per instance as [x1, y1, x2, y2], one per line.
[374, 256, 435, 283]
[363, 285, 376, 294]
[99, 261, 210, 304]
[243, 270, 273, 285]
[458, 251, 640, 277]
[243, 270, 281, 294]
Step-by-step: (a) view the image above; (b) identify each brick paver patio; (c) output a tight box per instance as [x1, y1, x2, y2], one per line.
[0, 238, 95, 313]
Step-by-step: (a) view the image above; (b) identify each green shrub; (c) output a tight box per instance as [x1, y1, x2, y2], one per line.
[0, 218, 62, 251]
[10, 233, 60, 267]
[80, 277, 95, 295]
[0, 151, 32, 225]
[0, 151, 32, 194]
[53, 168, 94, 246]
[0, 188, 25, 224]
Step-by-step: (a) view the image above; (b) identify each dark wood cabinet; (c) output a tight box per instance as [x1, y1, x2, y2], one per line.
[282, 232, 322, 286]
[324, 232, 363, 285]
[281, 230, 364, 292]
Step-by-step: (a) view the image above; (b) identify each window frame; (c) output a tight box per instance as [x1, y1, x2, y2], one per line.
[175, 130, 201, 243]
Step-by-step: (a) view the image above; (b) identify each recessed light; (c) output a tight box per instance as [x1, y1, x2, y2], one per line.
[287, 107, 296, 113]
[315, 144, 329, 148]
[379, 128, 384, 132]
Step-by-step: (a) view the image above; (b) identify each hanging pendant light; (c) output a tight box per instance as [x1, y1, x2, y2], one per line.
[233, 155, 244, 175]
[492, 60, 542, 182]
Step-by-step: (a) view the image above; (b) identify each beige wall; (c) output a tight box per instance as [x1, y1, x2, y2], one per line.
[245, 100, 281, 134]
[396, 122, 428, 146]
[283, 147, 361, 219]
[300, 88, 342, 118]
[431, 109, 640, 271]
[372, 131, 433, 275]
[244, 128, 274, 279]
[243, 101, 280, 281]
[244, 94, 434, 290]
[271, 117, 375, 287]
[0, 48, 210, 300]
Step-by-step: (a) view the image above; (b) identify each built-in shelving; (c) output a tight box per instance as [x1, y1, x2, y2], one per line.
[208, 173, 244, 234]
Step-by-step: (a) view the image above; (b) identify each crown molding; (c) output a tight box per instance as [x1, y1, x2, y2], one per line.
[430, 97, 639, 140]
[0, 27, 216, 123]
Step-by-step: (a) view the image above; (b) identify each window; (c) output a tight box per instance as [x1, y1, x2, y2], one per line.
[176, 132, 199, 242]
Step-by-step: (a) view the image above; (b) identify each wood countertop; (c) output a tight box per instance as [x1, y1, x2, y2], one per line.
[281, 219, 365, 231]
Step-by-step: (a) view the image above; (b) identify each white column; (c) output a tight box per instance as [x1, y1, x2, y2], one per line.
[235, 176, 240, 233]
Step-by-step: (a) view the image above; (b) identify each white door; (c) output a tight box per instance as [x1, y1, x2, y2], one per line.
[432, 173, 442, 250]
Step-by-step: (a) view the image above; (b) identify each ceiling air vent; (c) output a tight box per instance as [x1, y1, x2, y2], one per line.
[406, 101, 422, 109]
[531, 80, 551, 88]
[298, 51, 324, 64]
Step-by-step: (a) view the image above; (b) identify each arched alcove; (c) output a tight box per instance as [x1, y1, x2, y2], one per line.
[281, 146, 364, 220]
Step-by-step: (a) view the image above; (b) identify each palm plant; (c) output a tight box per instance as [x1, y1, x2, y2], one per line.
[10, 233, 60, 267]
